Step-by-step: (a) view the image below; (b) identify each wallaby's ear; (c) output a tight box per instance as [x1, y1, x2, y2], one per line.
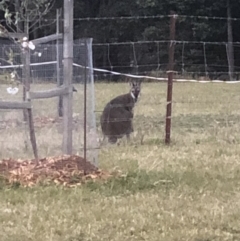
[129, 81, 134, 88]
[129, 80, 138, 87]
[129, 80, 142, 90]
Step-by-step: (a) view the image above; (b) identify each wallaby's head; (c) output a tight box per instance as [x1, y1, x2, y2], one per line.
[129, 80, 141, 102]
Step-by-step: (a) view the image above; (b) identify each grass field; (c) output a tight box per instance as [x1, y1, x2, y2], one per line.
[1, 82, 240, 241]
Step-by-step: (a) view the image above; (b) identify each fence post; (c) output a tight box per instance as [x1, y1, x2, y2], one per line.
[83, 39, 87, 174]
[56, 8, 64, 117]
[165, 11, 177, 145]
[62, 0, 73, 154]
[23, 45, 39, 162]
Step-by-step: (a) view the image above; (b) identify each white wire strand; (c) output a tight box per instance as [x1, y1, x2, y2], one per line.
[73, 63, 240, 84]
[0, 61, 239, 83]
[0, 61, 57, 69]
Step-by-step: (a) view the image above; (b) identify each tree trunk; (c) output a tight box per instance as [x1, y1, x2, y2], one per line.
[14, 0, 24, 32]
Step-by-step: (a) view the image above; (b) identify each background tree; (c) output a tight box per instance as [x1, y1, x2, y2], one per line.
[0, 0, 239, 80]
[0, 0, 55, 38]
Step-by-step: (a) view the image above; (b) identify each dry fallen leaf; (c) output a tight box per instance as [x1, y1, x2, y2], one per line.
[0, 155, 113, 187]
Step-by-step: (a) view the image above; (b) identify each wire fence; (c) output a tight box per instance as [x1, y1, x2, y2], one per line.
[93, 81, 240, 148]
[1, 13, 240, 163]
[81, 12, 240, 147]
[70, 12, 240, 82]
[91, 40, 240, 81]
[0, 38, 98, 166]
[1, 40, 240, 82]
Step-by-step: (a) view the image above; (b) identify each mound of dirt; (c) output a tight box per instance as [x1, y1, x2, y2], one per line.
[0, 155, 112, 187]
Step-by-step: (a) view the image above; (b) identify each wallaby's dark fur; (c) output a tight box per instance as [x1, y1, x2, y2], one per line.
[100, 81, 141, 144]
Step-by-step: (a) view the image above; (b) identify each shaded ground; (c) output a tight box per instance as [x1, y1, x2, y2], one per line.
[0, 155, 112, 187]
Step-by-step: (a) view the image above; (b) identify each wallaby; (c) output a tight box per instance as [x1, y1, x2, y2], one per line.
[100, 80, 141, 144]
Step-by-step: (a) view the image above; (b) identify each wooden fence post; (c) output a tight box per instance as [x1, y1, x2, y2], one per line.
[56, 8, 64, 117]
[165, 11, 177, 145]
[23, 45, 39, 162]
[62, 0, 73, 154]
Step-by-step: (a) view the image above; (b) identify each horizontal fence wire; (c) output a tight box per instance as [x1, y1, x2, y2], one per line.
[1, 38, 239, 83]
[0, 61, 57, 69]
[92, 40, 240, 46]
[71, 15, 240, 22]
[73, 63, 240, 83]
[1, 14, 240, 22]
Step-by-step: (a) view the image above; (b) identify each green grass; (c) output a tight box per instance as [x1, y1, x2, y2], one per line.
[1, 82, 240, 240]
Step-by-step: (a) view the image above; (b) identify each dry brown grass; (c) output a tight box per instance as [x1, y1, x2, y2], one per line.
[1, 82, 240, 241]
